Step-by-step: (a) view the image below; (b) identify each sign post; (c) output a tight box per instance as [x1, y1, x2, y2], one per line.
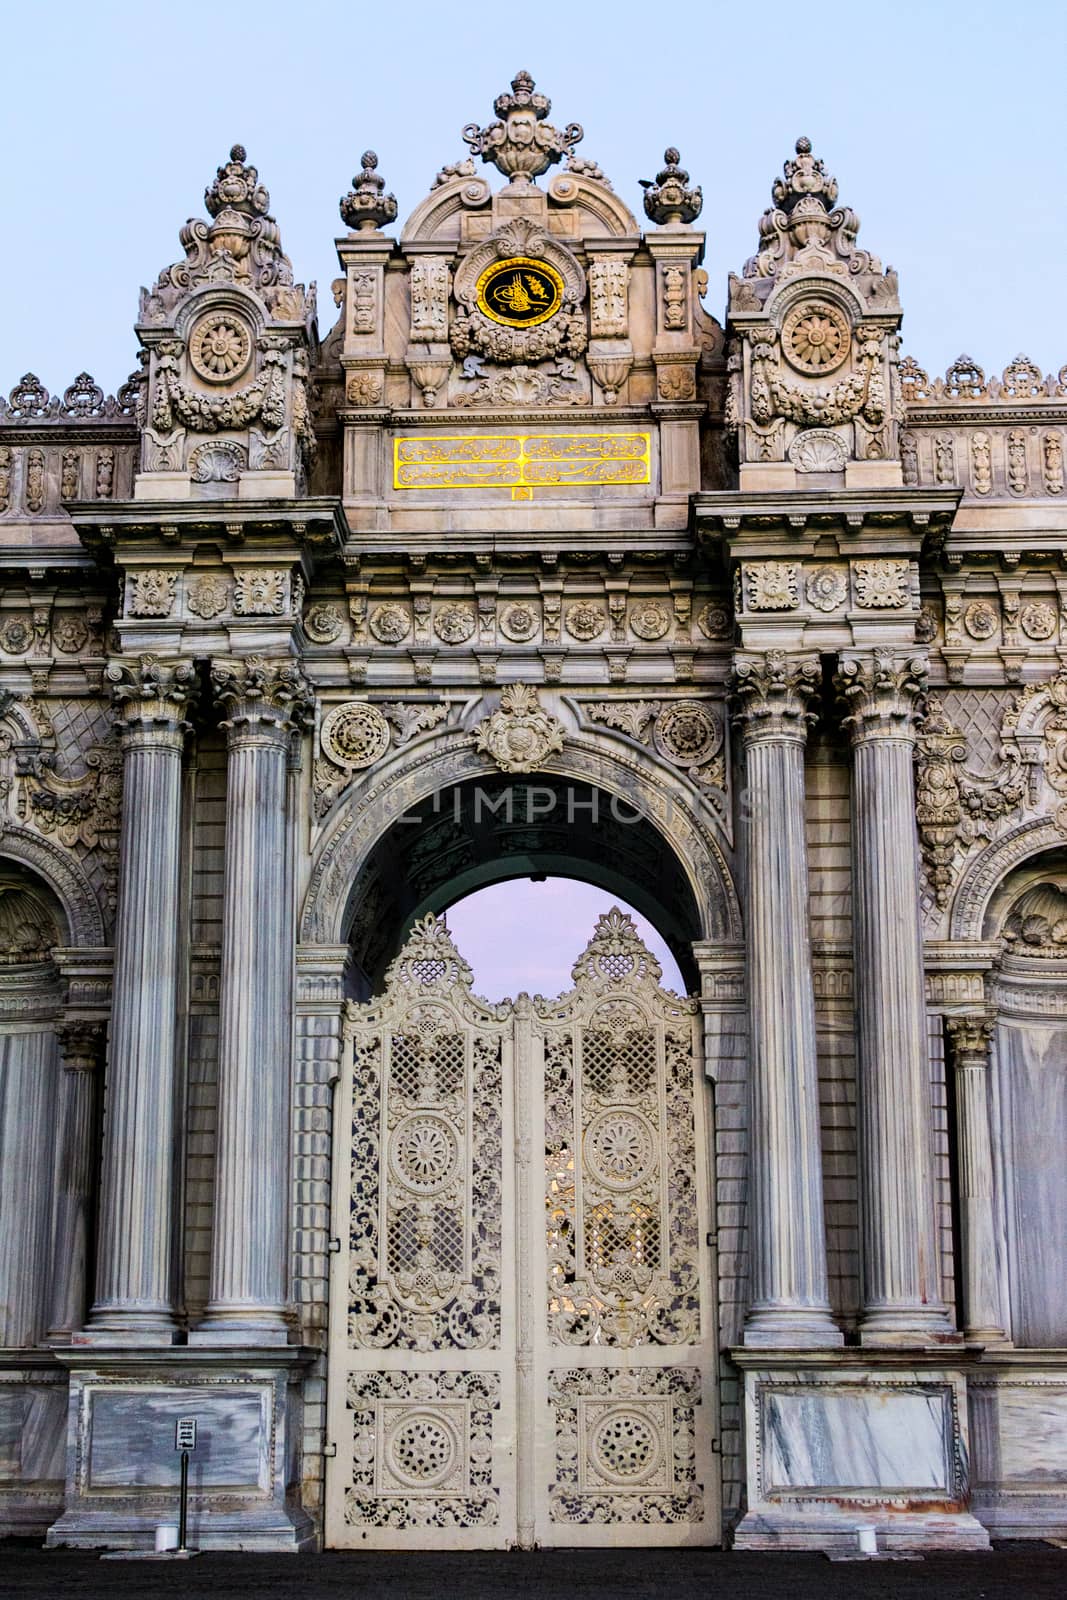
[174, 1417, 197, 1554]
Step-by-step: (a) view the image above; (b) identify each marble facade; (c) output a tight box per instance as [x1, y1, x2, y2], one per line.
[0, 74, 1066, 1552]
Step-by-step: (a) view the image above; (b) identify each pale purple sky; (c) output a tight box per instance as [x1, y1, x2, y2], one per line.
[446, 880, 683, 1001]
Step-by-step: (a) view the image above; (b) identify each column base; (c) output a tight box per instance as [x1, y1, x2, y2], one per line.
[190, 1305, 291, 1347]
[743, 1306, 844, 1349]
[732, 1508, 989, 1553]
[46, 1346, 316, 1552]
[859, 1304, 960, 1347]
[77, 1314, 179, 1348]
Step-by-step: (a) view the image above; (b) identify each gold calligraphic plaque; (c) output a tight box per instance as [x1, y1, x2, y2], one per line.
[475, 256, 564, 328]
[393, 432, 652, 495]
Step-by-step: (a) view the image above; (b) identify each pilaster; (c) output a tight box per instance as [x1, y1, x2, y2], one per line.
[86, 656, 196, 1342]
[732, 650, 841, 1347]
[46, 1020, 106, 1342]
[945, 1014, 1011, 1344]
[836, 649, 955, 1344]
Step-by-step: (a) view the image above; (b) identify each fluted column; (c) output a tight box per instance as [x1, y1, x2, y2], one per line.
[946, 1014, 1010, 1344]
[733, 651, 841, 1347]
[194, 657, 311, 1344]
[88, 656, 195, 1339]
[47, 1019, 106, 1340]
[837, 650, 954, 1344]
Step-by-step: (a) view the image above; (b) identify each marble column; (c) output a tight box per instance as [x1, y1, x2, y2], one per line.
[46, 1020, 106, 1341]
[733, 651, 841, 1347]
[88, 657, 195, 1340]
[837, 650, 954, 1344]
[945, 1014, 1010, 1344]
[0, 1022, 58, 1345]
[194, 657, 311, 1344]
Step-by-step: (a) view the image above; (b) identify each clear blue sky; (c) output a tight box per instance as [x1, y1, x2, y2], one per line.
[1, 0, 1064, 396]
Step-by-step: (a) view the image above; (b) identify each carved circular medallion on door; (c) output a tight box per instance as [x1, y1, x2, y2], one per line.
[585, 1109, 656, 1191]
[320, 701, 391, 770]
[590, 1407, 664, 1485]
[476, 256, 564, 329]
[389, 1113, 462, 1196]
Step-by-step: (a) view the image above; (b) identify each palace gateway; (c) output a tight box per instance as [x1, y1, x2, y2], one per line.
[1, 73, 1066, 1554]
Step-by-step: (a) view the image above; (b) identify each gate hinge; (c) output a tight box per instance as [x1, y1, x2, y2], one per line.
[328, 1237, 341, 1253]
[323, 1442, 337, 1458]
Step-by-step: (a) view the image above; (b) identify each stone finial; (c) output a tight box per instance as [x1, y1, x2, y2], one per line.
[771, 136, 838, 217]
[462, 70, 583, 183]
[339, 151, 398, 233]
[205, 144, 271, 219]
[639, 148, 703, 226]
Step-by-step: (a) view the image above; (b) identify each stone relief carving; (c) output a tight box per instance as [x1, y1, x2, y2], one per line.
[0, 615, 33, 655]
[189, 440, 245, 484]
[964, 599, 999, 641]
[1007, 430, 1029, 495]
[186, 574, 231, 620]
[744, 137, 886, 284]
[565, 603, 607, 642]
[971, 432, 992, 495]
[60, 449, 79, 501]
[303, 602, 344, 643]
[410, 258, 449, 339]
[25, 449, 45, 513]
[789, 429, 847, 473]
[369, 603, 412, 644]
[314, 700, 447, 819]
[128, 571, 177, 618]
[498, 601, 540, 642]
[1002, 881, 1067, 956]
[320, 702, 391, 771]
[805, 566, 848, 612]
[1020, 601, 1057, 642]
[472, 683, 565, 774]
[1043, 431, 1064, 494]
[232, 568, 288, 617]
[744, 562, 798, 611]
[588, 260, 628, 338]
[95, 448, 115, 499]
[450, 217, 587, 367]
[629, 602, 671, 642]
[585, 699, 725, 795]
[53, 614, 90, 655]
[0, 446, 11, 512]
[852, 559, 911, 609]
[433, 603, 476, 645]
[696, 603, 732, 641]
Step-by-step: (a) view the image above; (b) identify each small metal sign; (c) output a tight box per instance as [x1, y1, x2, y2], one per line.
[175, 1417, 197, 1452]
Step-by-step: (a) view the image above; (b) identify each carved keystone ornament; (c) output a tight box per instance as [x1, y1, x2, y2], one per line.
[472, 683, 565, 774]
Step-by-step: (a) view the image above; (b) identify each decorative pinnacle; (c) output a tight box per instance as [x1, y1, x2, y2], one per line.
[339, 150, 398, 233]
[205, 144, 271, 218]
[462, 70, 583, 184]
[770, 135, 839, 215]
[639, 148, 703, 226]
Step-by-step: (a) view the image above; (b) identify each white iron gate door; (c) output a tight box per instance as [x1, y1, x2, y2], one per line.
[325, 909, 718, 1548]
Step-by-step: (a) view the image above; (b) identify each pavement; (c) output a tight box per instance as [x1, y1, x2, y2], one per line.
[2, 1543, 1067, 1600]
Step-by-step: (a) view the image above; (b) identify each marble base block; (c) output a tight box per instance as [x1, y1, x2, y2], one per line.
[0, 1357, 68, 1535]
[731, 1351, 989, 1553]
[46, 1347, 316, 1552]
[969, 1356, 1067, 1539]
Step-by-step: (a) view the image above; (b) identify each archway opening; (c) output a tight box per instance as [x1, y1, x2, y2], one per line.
[342, 774, 703, 998]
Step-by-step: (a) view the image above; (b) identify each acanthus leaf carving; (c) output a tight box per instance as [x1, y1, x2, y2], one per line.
[472, 683, 565, 774]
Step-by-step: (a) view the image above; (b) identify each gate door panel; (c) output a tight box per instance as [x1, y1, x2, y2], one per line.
[529, 909, 719, 1545]
[326, 916, 517, 1548]
[326, 908, 718, 1549]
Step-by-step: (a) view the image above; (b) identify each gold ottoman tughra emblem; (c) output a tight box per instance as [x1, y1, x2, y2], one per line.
[476, 256, 564, 328]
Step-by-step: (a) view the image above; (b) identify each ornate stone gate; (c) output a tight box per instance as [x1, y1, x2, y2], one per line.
[325, 909, 718, 1548]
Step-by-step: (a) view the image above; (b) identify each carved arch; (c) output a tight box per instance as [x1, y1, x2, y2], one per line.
[949, 817, 1067, 942]
[300, 727, 740, 949]
[0, 823, 106, 947]
[765, 270, 869, 326]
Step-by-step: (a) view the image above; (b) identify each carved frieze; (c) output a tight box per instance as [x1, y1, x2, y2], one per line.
[472, 682, 564, 774]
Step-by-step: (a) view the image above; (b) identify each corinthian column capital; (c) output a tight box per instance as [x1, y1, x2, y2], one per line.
[211, 654, 314, 738]
[946, 1012, 995, 1068]
[56, 1017, 106, 1073]
[731, 650, 821, 743]
[835, 648, 927, 743]
[106, 655, 198, 740]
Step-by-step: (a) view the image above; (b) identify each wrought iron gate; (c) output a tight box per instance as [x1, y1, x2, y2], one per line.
[325, 909, 718, 1548]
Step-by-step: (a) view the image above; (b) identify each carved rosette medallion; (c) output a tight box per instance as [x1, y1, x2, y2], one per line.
[629, 602, 671, 641]
[1021, 601, 1057, 641]
[320, 701, 391, 771]
[369, 603, 411, 644]
[0, 614, 33, 654]
[696, 603, 731, 641]
[805, 565, 848, 612]
[472, 682, 565, 774]
[781, 300, 851, 374]
[53, 614, 90, 654]
[852, 559, 911, 609]
[186, 573, 230, 620]
[498, 601, 540, 642]
[188, 313, 253, 382]
[303, 602, 344, 643]
[434, 604, 476, 645]
[652, 701, 722, 768]
[565, 603, 607, 642]
[964, 600, 999, 640]
[129, 570, 177, 617]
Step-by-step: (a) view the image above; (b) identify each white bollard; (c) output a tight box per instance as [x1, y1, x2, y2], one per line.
[856, 1523, 878, 1555]
[155, 1523, 179, 1553]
